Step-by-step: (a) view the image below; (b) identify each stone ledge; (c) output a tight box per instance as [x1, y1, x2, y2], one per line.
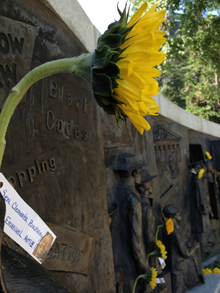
[185, 274, 220, 293]
[154, 94, 220, 138]
[40, 0, 100, 52]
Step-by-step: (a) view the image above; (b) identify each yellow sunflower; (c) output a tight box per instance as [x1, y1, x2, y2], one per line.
[213, 268, 220, 274]
[165, 218, 174, 235]
[149, 267, 158, 290]
[91, 3, 166, 134]
[202, 268, 212, 275]
[205, 152, 212, 160]
[198, 169, 205, 179]
[156, 240, 167, 260]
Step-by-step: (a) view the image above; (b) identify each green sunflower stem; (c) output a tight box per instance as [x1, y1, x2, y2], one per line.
[156, 224, 163, 242]
[146, 250, 157, 268]
[0, 54, 91, 170]
[132, 274, 146, 293]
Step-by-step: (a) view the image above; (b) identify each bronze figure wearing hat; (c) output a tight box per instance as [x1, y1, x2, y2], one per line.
[112, 153, 147, 293]
[113, 153, 147, 171]
[136, 169, 159, 271]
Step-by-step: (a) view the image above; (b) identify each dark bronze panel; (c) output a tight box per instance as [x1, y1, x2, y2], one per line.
[0, 1, 115, 292]
[44, 223, 93, 275]
[210, 140, 220, 171]
[0, 16, 36, 108]
[42, 76, 90, 143]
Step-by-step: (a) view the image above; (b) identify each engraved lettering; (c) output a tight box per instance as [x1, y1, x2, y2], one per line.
[67, 94, 72, 106]
[46, 110, 55, 130]
[56, 119, 63, 133]
[83, 98, 88, 114]
[7, 156, 56, 188]
[74, 126, 79, 139]
[80, 250, 84, 266]
[49, 157, 56, 171]
[67, 247, 72, 261]
[71, 248, 77, 262]
[65, 121, 71, 137]
[17, 170, 27, 188]
[0, 33, 9, 56]
[53, 243, 59, 259]
[61, 244, 68, 261]
[0, 63, 17, 88]
[41, 160, 49, 173]
[47, 248, 53, 260]
[75, 98, 80, 110]
[8, 34, 24, 56]
[35, 160, 41, 175]
[49, 80, 57, 98]
[59, 85, 64, 101]
[6, 175, 16, 188]
[76, 249, 82, 264]
[82, 130, 87, 141]
[27, 165, 37, 183]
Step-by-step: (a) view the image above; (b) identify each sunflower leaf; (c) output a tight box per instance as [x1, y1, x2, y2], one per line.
[98, 34, 124, 50]
[94, 61, 120, 78]
[92, 45, 119, 69]
[92, 72, 112, 97]
[111, 78, 119, 89]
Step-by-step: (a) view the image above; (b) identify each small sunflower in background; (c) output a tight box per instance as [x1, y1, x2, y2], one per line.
[213, 268, 220, 274]
[205, 152, 212, 160]
[165, 218, 174, 235]
[155, 240, 167, 260]
[198, 169, 205, 179]
[202, 268, 212, 275]
[149, 267, 158, 290]
[132, 267, 158, 293]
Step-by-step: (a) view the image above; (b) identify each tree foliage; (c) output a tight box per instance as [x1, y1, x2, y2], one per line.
[129, 0, 220, 123]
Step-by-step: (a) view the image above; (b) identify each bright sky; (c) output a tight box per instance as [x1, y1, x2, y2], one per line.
[77, 0, 128, 34]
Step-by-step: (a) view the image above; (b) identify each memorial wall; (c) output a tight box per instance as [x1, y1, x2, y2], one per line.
[0, 0, 115, 292]
[0, 0, 220, 293]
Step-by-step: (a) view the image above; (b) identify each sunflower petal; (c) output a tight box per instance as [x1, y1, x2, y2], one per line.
[128, 2, 148, 27]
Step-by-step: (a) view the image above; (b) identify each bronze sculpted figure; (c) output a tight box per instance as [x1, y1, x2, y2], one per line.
[136, 169, 160, 273]
[191, 163, 214, 254]
[194, 164, 213, 217]
[163, 204, 203, 293]
[169, 151, 179, 179]
[112, 153, 147, 293]
[206, 160, 214, 183]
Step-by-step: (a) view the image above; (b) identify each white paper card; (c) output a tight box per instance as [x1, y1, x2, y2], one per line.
[159, 257, 166, 269]
[156, 278, 165, 284]
[0, 172, 56, 264]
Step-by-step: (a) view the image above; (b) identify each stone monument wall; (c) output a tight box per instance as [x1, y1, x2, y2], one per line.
[0, 1, 220, 293]
[0, 1, 115, 292]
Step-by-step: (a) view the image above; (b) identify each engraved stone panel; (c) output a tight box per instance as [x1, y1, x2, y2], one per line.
[43, 76, 90, 143]
[0, 1, 115, 292]
[153, 126, 182, 163]
[153, 126, 181, 141]
[0, 16, 36, 107]
[44, 223, 93, 275]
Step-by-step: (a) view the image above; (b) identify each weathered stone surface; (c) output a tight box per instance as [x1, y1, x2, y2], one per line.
[1, 1, 220, 293]
[0, 1, 115, 292]
[38, 0, 100, 53]
[44, 223, 93, 275]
